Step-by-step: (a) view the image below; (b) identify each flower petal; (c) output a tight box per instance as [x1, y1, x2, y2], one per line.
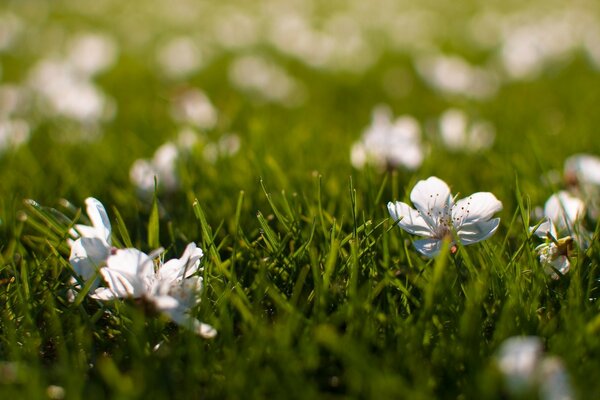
[85, 197, 111, 244]
[452, 192, 502, 225]
[158, 243, 203, 284]
[548, 256, 570, 277]
[530, 218, 557, 239]
[457, 218, 500, 245]
[387, 201, 432, 236]
[413, 238, 443, 257]
[544, 191, 585, 232]
[409, 176, 453, 227]
[101, 249, 154, 297]
[69, 237, 110, 281]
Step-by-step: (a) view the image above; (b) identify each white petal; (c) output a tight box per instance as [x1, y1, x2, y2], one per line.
[158, 242, 203, 283]
[102, 249, 155, 297]
[457, 218, 500, 245]
[564, 153, 600, 185]
[69, 237, 110, 280]
[549, 256, 570, 277]
[85, 197, 111, 244]
[174, 312, 217, 339]
[544, 191, 585, 232]
[151, 294, 180, 310]
[409, 176, 453, 227]
[413, 238, 443, 257]
[530, 218, 557, 239]
[70, 224, 101, 240]
[387, 201, 432, 236]
[194, 321, 217, 339]
[452, 192, 502, 225]
[97, 267, 137, 298]
[91, 287, 121, 301]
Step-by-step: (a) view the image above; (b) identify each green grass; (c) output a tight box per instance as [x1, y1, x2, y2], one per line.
[2, 0, 600, 398]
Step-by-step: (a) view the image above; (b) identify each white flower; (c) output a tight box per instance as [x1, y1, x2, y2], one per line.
[496, 336, 574, 400]
[69, 197, 112, 287]
[170, 89, 218, 130]
[129, 141, 180, 195]
[351, 105, 423, 171]
[92, 243, 216, 338]
[531, 218, 572, 279]
[496, 336, 544, 395]
[387, 176, 502, 257]
[564, 153, 600, 219]
[543, 191, 585, 234]
[438, 108, 495, 152]
[564, 153, 600, 187]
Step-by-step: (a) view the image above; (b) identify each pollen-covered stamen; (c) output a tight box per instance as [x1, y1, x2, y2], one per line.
[421, 192, 456, 235]
[451, 195, 472, 229]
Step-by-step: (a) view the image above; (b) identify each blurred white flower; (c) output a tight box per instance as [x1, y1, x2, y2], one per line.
[544, 191, 585, 234]
[538, 356, 574, 400]
[28, 59, 112, 123]
[0, 119, 30, 152]
[564, 153, 600, 187]
[212, 9, 258, 49]
[497, 336, 544, 395]
[228, 55, 305, 106]
[498, 12, 581, 81]
[156, 36, 204, 79]
[201, 133, 240, 164]
[170, 89, 218, 130]
[438, 109, 495, 152]
[351, 106, 423, 171]
[129, 142, 180, 195]
[564, 153, 600, 219]
[66, 33, 118, 77]
[92, 243, 216, 338]
[415, 54, 499, 99]
[388, 176, 502, 257]
[496, 336, 573, 400]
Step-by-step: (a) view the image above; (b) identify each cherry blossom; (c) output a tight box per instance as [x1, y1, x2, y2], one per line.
[388, 176, 502, 257]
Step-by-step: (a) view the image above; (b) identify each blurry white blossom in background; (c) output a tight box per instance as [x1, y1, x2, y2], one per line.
[496, 336, 573, 400]
[228, 55, 306, 106]
[438, 109, 495, 152]
[351, 105, 423, 171]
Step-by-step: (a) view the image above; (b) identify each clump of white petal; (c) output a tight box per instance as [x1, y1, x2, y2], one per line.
[530, 218, 572, 279]
[26, 31, 117, 126]
[202, 133, 241, 164]
[68, 198, 113, 295]
[66, 33, 118, 77]
[228, 55, 305, 107]
[388, 176, 502, 257]
[351, 105, 423, 171]
[92, 243, 216, 338]
[27, 59, 114, 124]
[156, 36, 205, 79]
[170, 88, 218, 130]
[415, 54, 499, 100]
[438, 109, 495, 152]
[129, 142, 180, 196]
[496, 336, 573, 400]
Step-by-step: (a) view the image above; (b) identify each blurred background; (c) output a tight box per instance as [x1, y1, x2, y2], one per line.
[1, 0, 600, 212]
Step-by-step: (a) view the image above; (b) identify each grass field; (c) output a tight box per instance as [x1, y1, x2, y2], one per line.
[2, 0, 600, 398]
